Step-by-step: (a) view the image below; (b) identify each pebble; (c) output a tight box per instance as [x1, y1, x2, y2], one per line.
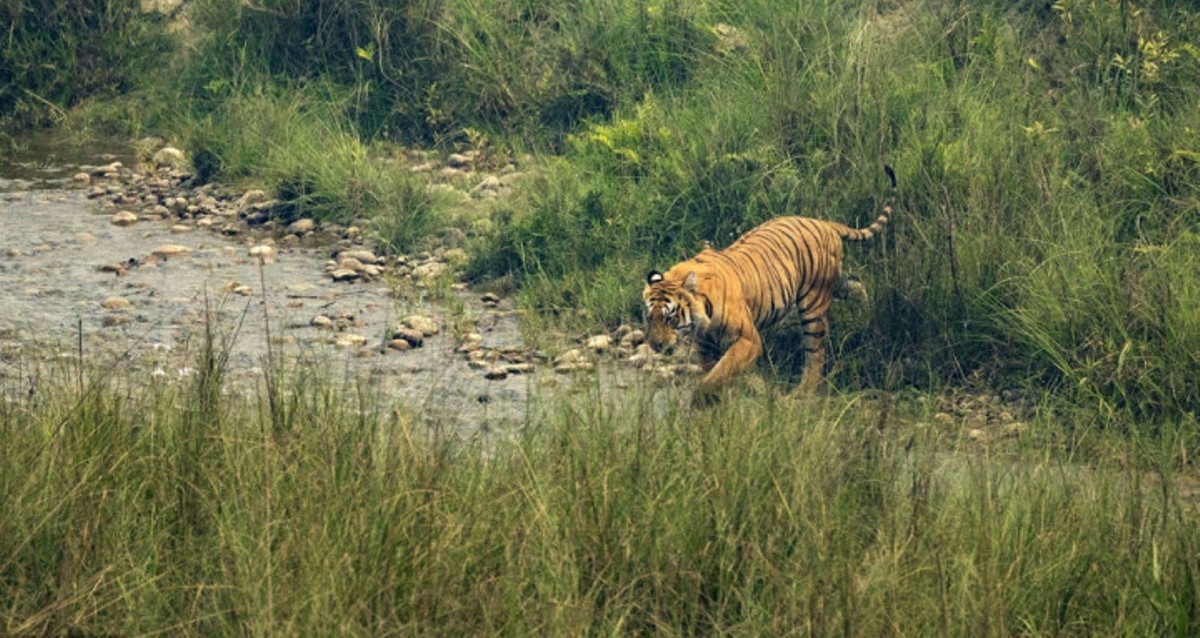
[249, 244, 277, 261]
[392, 328, 424, 348]
[339, 249, 380, 265]
[627, 343, 656, 366]
[470, 175, 502, 197]
[338, 256, 365, 272]
[152, 147, 187, 168]
[335, 334, 369, 348]
[287, 218, 315, 234]
[311, 315, 334, 330]
[101, 296, 131, 310]
[330, 268, 359, 282]
[98, 263, 129, 276]
[620, 329, 645, 348]
[403, 315, 439, 336]
[412, 261, 447, 280]
[585, 334, 612, 352]
[152, 244, 191, 257]
[555, 348, 586, 366]
[387, 339, 413, 352]
[111, 211, 138, 226]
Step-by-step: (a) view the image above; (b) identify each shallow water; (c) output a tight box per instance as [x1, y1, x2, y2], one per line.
[0, 133, 547, 433]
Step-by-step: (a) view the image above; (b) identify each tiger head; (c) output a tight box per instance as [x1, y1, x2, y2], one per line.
[643, 270, 710, 352]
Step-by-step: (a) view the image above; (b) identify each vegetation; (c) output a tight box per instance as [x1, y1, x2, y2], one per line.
[2, 356, 1198, 635]
[2, 0, 1200, 633]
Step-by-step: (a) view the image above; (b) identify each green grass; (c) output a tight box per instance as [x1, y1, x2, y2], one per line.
[1, 354, 1197, 635]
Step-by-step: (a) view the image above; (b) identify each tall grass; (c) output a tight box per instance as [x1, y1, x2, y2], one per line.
[0, 0, 173, 127]
[469, 0, 1200, 415]
[1, 354, 1198, 635]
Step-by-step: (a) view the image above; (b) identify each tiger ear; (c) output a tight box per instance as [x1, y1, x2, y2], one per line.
[684, 271, 698, 292]
[647, 271, 664, 285]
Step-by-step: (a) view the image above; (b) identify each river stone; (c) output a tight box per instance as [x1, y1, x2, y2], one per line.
[90, 161, 122, 176]
[339, 249, 380, 265]
[627, 343, 656, 366]
[470, 175, 502, 197]
[621, 329, 646, 348]
[555, 348, 586, 366]
[391, 328, 424, 347]
[237, 189, 270, 212]
[98, 263, 129, 276]
[412, 261, 447, 280]
[170, 225, 191, 234]
[111, 211, 138, 226]
[402, 315, 439, 336]
[554, 361, 594, 374]
[248, 245, 277, 261]
[73, 172, 91, 184]
[447, 152, 474, 168]
[101, 296, 131, 310]
[337, 256, 365, 273]
[330, 268, 359, 282]
[387, 339, 413, 352]
[152, 244, 192, 257]
[287, 218, 315, 234]
[153, 147, 187, 168]
[585, 334, 612, 352]
[335, 334, 369, 349]
[311, 315, 334, 330]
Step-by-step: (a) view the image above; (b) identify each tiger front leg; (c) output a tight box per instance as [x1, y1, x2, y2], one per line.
[695, 322, 762, 402]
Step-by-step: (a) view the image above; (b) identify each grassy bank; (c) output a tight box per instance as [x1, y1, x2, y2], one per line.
[1, 357, 1198, 635]
[8, 1, 1198, 414]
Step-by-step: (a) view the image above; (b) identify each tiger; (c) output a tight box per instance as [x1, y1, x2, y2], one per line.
[643, 165, 896, 398]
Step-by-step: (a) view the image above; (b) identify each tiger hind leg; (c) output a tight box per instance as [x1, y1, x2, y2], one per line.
[796, 314, 828, 393]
